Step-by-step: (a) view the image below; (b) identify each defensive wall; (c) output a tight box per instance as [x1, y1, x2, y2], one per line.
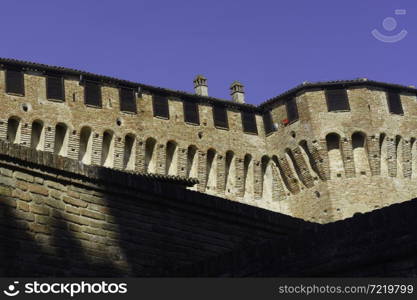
[1, 139, 416, 277]
[0, 140, 312, 276]
[1, 58, 417, 222]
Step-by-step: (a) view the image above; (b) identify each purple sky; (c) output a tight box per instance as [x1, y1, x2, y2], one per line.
[0, 0, 416, 105]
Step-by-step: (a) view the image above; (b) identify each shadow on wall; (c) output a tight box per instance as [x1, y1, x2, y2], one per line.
[0, 137, 315, 276]
[0, 165, 298, 276]
[94, 167, 267, 276]
[0, 200, 122, 277]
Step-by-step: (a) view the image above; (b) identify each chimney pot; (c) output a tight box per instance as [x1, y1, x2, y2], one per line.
[230, 81, 245, 103]
[193, 75, 208, 96]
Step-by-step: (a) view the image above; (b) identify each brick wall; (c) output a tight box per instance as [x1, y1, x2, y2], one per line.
[0, 141, 311, 276]
[2, 61, 417, 224]
[177, 198, 417, 277]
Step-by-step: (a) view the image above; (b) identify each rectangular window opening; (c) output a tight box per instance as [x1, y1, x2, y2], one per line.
[84, 81, 102, 107]
[241, 112, 258, 134]
[325, 88, 350, 112]
[213, 106, 229, 129]
[5, 69, 24, 95]
[120, 88, 137, 113]
[386, 91, 404, 115]
[263, 112, 275, 135]
[46, 75, 65, 101]
[286, 97, 299, 123]
[183, 101, 200, 125]
[153, 95, 169, 118]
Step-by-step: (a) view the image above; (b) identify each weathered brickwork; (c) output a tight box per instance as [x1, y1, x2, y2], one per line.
[0, 141, 309, 276]
[367, 135, 380, 176]
[2, 59, 417, 223]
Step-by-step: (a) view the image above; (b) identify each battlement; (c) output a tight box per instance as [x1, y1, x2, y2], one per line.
[2, 58, 417, 223]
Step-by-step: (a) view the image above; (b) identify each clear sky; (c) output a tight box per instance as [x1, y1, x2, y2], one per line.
[0, 0, 416, 105]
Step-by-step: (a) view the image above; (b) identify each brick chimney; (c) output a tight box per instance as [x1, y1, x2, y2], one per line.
[193, 75, 208, 96]
[230, 81, 245, 103]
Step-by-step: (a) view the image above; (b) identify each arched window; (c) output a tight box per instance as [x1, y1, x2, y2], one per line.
[123, 134, 136, 170]
[7, 117, 21, 144]
[166, 140, 178, 175]
[101, 130, 115, 167]
[352, 132, 370, 175]
[54, 123, 69, 156]
[30, 120, 44, 150]
[326, 133, 344, 178]
[79, 126, 93, 165]
[145, 137, 157, 173]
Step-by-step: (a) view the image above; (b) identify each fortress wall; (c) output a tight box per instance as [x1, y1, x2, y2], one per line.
[3, 64, 417, 223]
[0, 140, 311, 276]
[177, 198, 417, 277]
[255, 87, 417, 222]
[0, 69, 269, 205]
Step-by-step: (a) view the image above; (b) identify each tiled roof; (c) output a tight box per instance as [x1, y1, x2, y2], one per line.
[1, 58, 416, 113]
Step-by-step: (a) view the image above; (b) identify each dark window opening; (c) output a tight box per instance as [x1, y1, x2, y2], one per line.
[213, 106, 228, 129]
[325, 88, 350, 112]
[241, 112, 258, 134]
[263, 112, 275, 135]
[46, 75, 64, 101]
[387, 91, 404, 115]
[183, 101, 200, 125]
[286, 97, 299, 122]
[120, 88, 137, 113]
[84, 81, 102, 107]
[6, 69, 24, 95]
[326, 133, 341, 151]
[152, 95, 169, 118]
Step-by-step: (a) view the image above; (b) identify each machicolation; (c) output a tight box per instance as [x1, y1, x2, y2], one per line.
[2, 58, 417, 223]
